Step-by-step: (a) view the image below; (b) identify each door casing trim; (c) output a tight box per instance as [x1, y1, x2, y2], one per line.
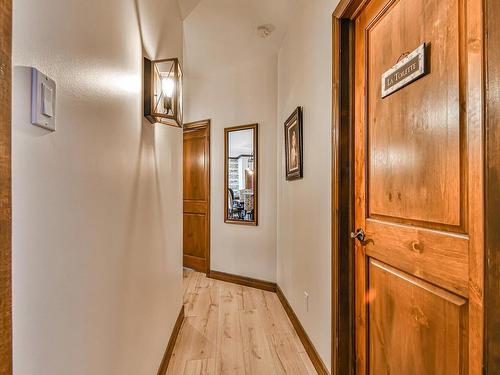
[0, 0, 12, 373]
[485, 0, 500, 372]
[331, 2, 362, 374]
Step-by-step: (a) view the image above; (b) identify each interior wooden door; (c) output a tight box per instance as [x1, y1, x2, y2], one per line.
[183, 120, 210, 273]
[353, 0, 484, 374]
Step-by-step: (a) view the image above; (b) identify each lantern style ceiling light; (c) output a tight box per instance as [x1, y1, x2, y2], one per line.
[144, 58, 183, 127]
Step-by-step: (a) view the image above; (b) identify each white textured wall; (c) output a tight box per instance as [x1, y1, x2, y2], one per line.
[277, 0, 339, 369]
[12, 0, 184, 374]
[184, 56, 278, 282]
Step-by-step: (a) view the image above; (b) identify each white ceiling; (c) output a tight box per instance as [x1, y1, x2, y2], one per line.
[180, 0, 298, 76]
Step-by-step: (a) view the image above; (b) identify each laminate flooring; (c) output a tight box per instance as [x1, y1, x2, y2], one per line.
[166, 270, 317, 375]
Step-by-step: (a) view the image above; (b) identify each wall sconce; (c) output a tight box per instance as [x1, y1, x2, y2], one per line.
[144, 57, 183, 127]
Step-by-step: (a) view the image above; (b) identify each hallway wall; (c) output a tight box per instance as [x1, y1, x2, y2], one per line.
[11, 0, 184, 374]
[276, 0, 340, 369]
[184, 56, 278, 282]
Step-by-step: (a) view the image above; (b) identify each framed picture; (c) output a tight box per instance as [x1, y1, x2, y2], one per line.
[284, 107, 303, 181]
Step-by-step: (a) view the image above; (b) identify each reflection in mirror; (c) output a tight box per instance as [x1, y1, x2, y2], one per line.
[224, 124, 258, 225]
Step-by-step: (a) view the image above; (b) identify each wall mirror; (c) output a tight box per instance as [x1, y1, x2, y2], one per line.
[224, 124, 258, 225]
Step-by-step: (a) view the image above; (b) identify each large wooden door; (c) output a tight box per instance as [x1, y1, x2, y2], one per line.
[353, 0, 484, 374]
[183, 120, 210, 273]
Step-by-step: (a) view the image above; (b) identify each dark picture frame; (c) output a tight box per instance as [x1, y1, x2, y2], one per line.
[284, 107, 303, 181]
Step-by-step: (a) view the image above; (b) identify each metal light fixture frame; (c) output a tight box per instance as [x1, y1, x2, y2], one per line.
[144, 57, 183, 128]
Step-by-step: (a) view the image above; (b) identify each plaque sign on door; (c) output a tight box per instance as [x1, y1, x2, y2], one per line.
[381, 43, 428, 98]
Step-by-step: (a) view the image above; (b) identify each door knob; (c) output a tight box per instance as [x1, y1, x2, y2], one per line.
[351, 228, 366, 242]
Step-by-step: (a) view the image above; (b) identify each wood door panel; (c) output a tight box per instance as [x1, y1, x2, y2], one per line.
[369, 259, 467, 375]
[183, 213, 207, 259]
[183, 133, 208, 202]
[365, 219, 468, 296]
[184, 201, 208, 214]
[366, 0, 463, 229]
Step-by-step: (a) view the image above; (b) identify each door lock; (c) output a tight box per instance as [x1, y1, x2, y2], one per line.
[351, 228, 366, 242]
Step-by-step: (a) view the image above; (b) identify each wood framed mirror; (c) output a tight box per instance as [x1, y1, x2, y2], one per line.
[224, 124, 258, 226]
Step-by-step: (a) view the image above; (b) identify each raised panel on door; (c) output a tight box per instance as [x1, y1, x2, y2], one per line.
[369, 259, 467, 375]
[183, 132, 208, 202]
[183, 213, 207, 259]
[366, 0, 464, 230]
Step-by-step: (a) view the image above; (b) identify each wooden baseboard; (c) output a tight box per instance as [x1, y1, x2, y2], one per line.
[208, 270, 276, 292]
[157, 306, 185, 375]
[276, 285, 330, 375]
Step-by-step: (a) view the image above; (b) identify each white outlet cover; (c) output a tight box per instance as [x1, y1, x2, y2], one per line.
[31, 68, 56, 131]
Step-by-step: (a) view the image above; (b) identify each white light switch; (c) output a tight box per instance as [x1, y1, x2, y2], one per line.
[31, 68, 56, 131]
[41, 83, 53, 117]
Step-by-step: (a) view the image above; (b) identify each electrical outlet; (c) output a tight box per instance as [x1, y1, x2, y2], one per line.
[304, 291, 309, 312]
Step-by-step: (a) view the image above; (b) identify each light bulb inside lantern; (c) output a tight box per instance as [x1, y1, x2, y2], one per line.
[161, 77, 175, 98]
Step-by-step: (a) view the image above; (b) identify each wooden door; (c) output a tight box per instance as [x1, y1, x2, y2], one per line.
[353, 0, 484, 374]
[0, 0, 12, 373]
[183, 120, 210, 273]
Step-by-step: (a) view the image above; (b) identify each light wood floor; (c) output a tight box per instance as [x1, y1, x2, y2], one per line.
[166, 270, 317, 375]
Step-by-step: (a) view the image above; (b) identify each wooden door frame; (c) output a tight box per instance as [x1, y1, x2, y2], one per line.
[183, 119, 211, 275]
[485, 0, 500, 373]
[331, 2, 358, 374]
[0, 0, 12, 373]
[331, 0, 494, 374]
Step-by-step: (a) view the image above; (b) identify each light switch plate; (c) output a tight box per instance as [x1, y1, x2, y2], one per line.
[31, 68, 56, 131]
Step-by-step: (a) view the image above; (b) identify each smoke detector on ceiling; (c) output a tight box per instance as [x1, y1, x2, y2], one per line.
[257, 24, 275, 38]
